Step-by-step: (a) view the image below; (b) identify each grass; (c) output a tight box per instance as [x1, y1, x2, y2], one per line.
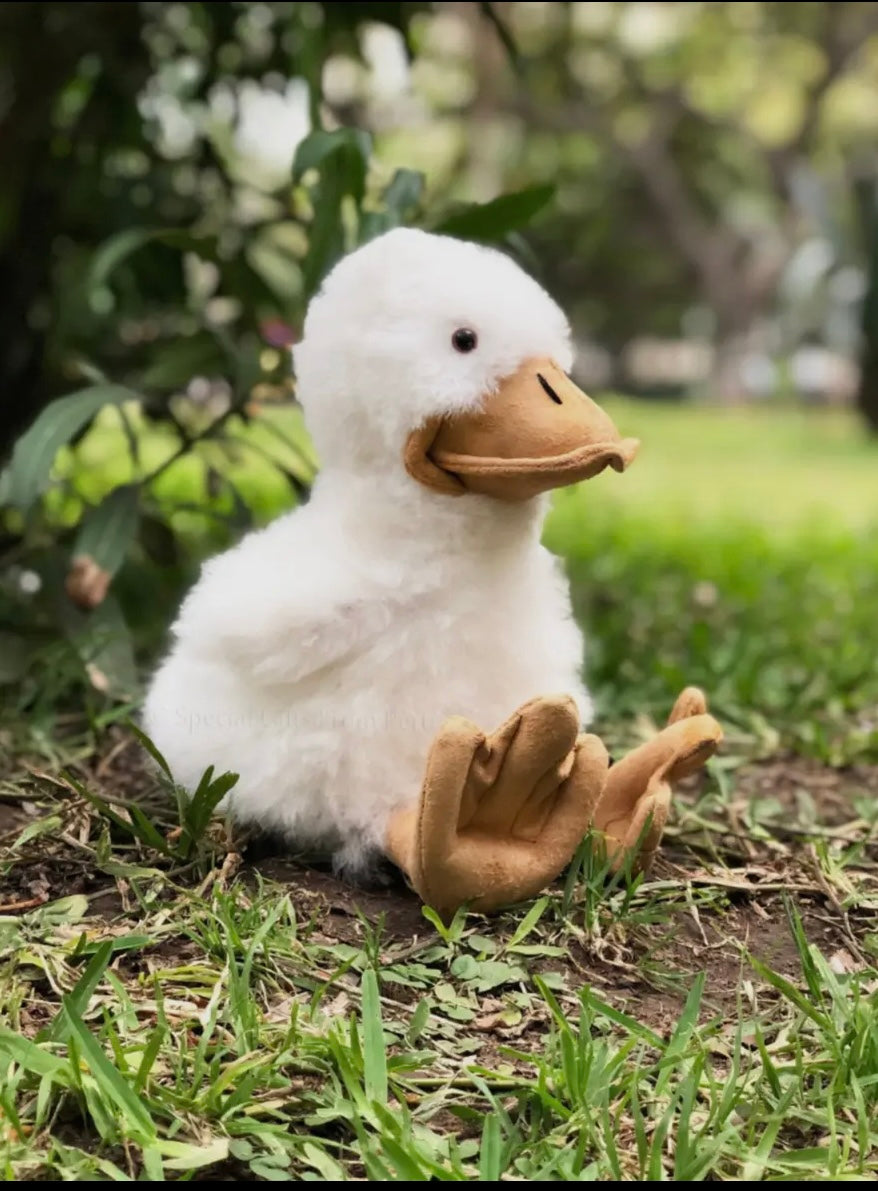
[549, 400, 878, 765]
[1, 400, 878, 1180]
[566, 398, 878, 531]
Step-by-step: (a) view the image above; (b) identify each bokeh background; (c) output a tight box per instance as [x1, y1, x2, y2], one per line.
[1, 0, 876, 763]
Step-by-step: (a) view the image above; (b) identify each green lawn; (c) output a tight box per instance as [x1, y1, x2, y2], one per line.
[548, 400, 878, 765]
[557, 398, 878, 531]
[1, 401, 877, 1180]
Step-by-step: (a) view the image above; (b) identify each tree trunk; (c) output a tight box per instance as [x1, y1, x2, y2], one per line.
[0, 3, 149, 461]
[857, 351, 878, 434]
[853, 177, 878, 435]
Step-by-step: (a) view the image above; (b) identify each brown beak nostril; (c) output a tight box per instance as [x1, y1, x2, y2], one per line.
[537, 373, 563, 405]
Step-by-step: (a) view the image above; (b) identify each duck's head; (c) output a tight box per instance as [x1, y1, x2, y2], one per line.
[294, 228, 638, 503]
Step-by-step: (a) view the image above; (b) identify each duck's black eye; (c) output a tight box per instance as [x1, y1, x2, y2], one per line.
[451, 327, 478, 353]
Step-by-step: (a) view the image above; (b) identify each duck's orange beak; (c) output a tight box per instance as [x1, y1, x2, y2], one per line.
[404, 356, 639, 502]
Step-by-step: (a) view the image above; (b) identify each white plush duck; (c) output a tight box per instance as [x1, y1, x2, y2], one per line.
[144, 229, 721, 916]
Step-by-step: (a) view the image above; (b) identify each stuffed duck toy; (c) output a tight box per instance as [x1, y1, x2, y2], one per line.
[144, 229, 722, 918]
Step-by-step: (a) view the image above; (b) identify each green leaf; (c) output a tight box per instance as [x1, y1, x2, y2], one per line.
[245, 234, 303, 305]
[473, 960, 527, 992]
[73, 485, 140, 577]
[248, 1160, 292, 1181]
[357, 211, 390, 244]
[359, 168, 425, 243]
[62, 1002, 157, 1143]
[579, 987, 663, 1048]
[451, 955, 525, 990]
[373, 1133, 426, 1181]
[506, 896, 549, 949]
[657, 971, 705, 1085]
[749, 955, 832, 1029]
[0, 1029, 71, 1081]
[140, 331, 229, 391]
[295, 128, 373, 295]
[180, 764, 238, 854]
[361, 968, 388, 1105]
[5, 384, 140, 510]
[480, 1112, 502, 1181]
[44, 940, 114, 1042]
[57, 594, 139, 697]
[138, 514, 178, 568]
[406, 997, 431, 1043]
[89, 227, 217, 291]
[72, 933, 154, 957]
[89, 227, 160, 291]
[141, 1147, 164, 1181]
[135, 1024, 168, 1093]
[159, 1138, 230, 1172]
[232, 330, 264, 400]
[383, 167, 425, 220]
[301, 1142, 346, 1180]
[36, 895, 89, 926]
[292, 128, 371, 193]
[421, 903, 468, 942]
[433, 184, 555, 242]
[65, 771, 169, 855]
[96, 861, 164, 880]
[125, 720, 173, 781]
[302, 158, 347, 297]
[0, 632, 30, 685]
[10, 814, 63, 851]
[467, 933, 498, 955]
[450, 954, 480, 980]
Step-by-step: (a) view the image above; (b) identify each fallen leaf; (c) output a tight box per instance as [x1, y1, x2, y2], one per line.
[86, 662, 110, 692]
[65, 555, 111, 610]
[828, 948, 859, 974]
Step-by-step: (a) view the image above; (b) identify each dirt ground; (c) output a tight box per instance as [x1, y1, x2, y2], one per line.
[3, 728, 877, 1037]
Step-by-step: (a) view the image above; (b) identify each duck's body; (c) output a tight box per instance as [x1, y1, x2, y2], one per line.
[144, 468, 589, 875]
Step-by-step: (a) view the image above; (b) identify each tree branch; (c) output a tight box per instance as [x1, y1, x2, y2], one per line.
[765, 2, 878, 199]
[508, 80, 750, 331]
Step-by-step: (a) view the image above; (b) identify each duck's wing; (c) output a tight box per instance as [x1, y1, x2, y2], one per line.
[171, 516, 392, 688]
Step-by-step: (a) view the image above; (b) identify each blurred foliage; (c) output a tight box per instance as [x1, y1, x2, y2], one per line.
[0, 1, 876, 728]
[565, 519, 878, 765]
[0, 0, 554, 710]
[509, 2, 878, 338]
[366, 2, 878, 406]
[855, 176, 878, 430]
[3, 2, 878, 437]
[0, 1, 423, 450]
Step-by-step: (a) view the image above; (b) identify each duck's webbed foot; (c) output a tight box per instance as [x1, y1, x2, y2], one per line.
[591, 687, 723, 873]
[384, 696, 609, 920]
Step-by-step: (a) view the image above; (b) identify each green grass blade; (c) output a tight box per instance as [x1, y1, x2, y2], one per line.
[749, 956, 832, 1029]
[43, 940, 113, 1043]
[62, 1002, 157, 1143]
[361, 968, 388, 1105]
[479, 1111, 502, 1181]
[0, 1030, 70, 1080]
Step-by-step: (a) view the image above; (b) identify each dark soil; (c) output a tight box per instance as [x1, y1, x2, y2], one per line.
[3, 732, 877, 1039]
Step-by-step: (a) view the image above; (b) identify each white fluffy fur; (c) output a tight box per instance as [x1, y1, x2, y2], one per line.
[143, 229, 593, 875]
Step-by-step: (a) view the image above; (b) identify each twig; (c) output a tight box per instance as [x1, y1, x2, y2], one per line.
[138, 403, 241, 489]
[647, 874, 829, 896]
[0, 894, 49, 913]
[478, 2, 521, 73]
